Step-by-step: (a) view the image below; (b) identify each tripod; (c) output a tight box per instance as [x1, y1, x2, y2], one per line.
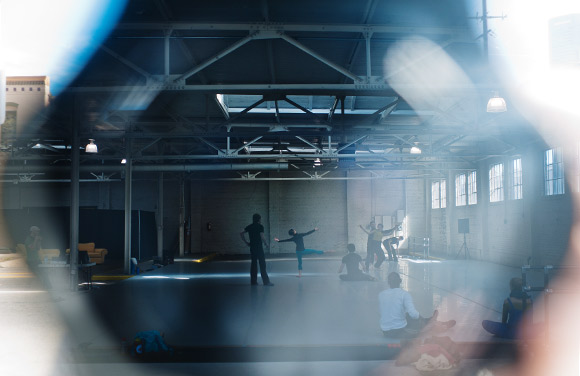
[455, 233, 469, 260]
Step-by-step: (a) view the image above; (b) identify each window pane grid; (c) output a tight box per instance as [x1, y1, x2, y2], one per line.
[432, 181, 440, 209]
[544, 147, 565, 196]
[455, 174, 466, 206]
[489, 163, 504, 202]
[468, 171, 477, 205]
[431, 179, 446, 209]
[512, 158, 523, 200]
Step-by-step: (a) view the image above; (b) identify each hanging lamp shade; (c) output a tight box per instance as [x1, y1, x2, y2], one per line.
[487, 93, 507, 113]
[85, 139, 98, 153]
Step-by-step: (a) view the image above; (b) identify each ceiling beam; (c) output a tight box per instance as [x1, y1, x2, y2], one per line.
[66, 82, 499, 96]
[116, 22, 468, 38]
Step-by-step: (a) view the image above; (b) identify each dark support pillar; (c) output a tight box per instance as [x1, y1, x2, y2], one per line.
[157, 172, 164, 258]
[69, 99, 80, 290]
[124, 138, 132, 274]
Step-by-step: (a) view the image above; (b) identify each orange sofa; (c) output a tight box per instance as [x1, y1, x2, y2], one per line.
[66, 243, 108, 264]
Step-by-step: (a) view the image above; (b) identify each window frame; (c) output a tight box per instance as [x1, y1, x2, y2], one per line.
[468, 170, 477, 205]
[544, 147, 565, 196]
[510, 157, 523, 200]
[455, 173, 467, 206]
[489, 163, 504, 203]
[431, 179, 447, 209]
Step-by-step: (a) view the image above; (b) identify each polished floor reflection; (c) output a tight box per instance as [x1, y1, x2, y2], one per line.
[0, 253, 540, 375]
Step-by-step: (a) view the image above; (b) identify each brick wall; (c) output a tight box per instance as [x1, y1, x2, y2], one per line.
[424, 144, 573, 267]
[190, 180, 269, 255]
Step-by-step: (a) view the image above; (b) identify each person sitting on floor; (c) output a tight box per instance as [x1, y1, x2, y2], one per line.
[338, 243, 375, 281]
[380, 272, 456, 338]
[482, 277, 532, 339]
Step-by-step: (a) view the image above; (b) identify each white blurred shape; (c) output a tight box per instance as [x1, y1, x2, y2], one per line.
[384, 37, 474, 114]
[0, 0, 126, 95]
[0, 70, 5, 124]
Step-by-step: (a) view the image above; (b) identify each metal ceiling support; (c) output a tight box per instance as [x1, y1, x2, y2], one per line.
[283, 97, 328, 125]
[136, 137, 162, 155]
[164, 29, 172, 76]
[188, 175, 452, 181]
[238, 171, 262, 179]
[34, 143, 62, 153]
[328, 97, 339, 123]
[302, 170, 331, 179]
[267, 40, 277, 84]
[432, 135, 467, 153]
[295, 136, 324, 154]
[365, 32, 373, 82]
[221, 97, 266, 127]
[117, 22, 466, 38]
[100, 45, 153, 82]
[274, 100, 281, 123]
[215, 94, 230, 120]
[277, 32, 362, 83]
[0, 163, 290, 175]
[481, 0, 489, 60]
[393, 135, 418, 149]
[175, 31, 259, 83]
[68, 82, 492, 95]
[232, 136, 262, 155]
[136, 163, 288, 172]
[336, 135, 368, 153]
[196, 137, 224, 154]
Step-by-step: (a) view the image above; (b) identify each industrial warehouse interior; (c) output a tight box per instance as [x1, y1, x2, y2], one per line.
[1, 1, 580, 375]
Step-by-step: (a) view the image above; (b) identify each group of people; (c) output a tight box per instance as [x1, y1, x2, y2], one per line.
[240, 214, 404, 283]
[360, 220, 403, 269]
[240, 213, 531, 341]
[239, 213, 325, 284]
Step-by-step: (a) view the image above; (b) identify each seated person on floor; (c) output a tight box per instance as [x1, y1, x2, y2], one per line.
[380, 272, 455, 338]
[482, 277, 532, 339]
[338, 244, 375, 281]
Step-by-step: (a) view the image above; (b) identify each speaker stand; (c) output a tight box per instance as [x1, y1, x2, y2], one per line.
[455, 233, 469, 260]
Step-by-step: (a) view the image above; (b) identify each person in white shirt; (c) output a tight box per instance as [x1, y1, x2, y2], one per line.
[379, 272, 455, 338]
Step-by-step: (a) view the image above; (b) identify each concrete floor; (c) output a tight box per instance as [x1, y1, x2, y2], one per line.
[0, 252, 544, 376]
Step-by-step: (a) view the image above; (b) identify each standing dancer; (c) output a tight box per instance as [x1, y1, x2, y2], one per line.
[359, 221, 379, 272]
[274, 227, 323, 277]
[240, 213, 273, 286]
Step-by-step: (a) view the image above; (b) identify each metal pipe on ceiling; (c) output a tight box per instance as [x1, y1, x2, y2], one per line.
[0, 163, 289, 174]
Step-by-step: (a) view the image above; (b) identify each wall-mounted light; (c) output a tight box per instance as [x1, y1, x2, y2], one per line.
[121, 158, 127, 164]
[487, 92, 507, 113]
[410, 146, 422, 154]
[85, 139, 98, 153]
